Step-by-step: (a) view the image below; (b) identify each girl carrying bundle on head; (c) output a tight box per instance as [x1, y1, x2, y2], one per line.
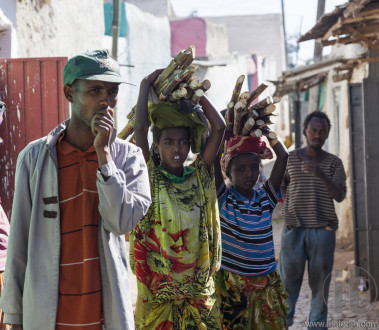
[129, 69, 226, 329]
[214, 129, 289, 329]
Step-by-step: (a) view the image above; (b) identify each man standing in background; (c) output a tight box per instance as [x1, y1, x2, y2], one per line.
[279, 111, 346, 329]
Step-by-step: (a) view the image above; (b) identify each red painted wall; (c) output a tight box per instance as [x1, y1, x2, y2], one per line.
[170, 18, 207, 57]
[0, 57, 69, 218]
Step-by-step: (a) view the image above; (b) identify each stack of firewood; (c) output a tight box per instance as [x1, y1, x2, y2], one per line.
[118, 45, 210, 140]
[225, 75, 281, 140]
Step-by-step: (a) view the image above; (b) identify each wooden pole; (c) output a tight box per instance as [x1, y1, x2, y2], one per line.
[281, 0, 294, 147]
[314, 0, 325, 62]
[307, 0, 325, 114]
[294, 89, 301, 148]
[112, 0, 120, 60]
[281, 0, 289, 68]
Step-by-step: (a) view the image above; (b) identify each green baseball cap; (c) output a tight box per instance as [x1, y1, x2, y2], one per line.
[63, 50, 132, 86]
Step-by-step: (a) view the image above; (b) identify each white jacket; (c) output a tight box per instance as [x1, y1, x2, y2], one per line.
[0, 120, 151, 329]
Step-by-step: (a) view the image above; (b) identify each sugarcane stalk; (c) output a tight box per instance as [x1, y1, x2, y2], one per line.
[239, 91, 250, 101]
[126, 105, 136, 119]
[181, 65, 198, 83]
[233, 101, 245, 135]
[184, 90, 194, 100]
[261, 115, 277, 125]
[173, 69, 184, 77]
[148, 86, 160, 104]
[250, 128, 262, 138]
[191, 89, 204, 105]
[188, 77, 200, 89]
[249, 109, 259, 119]
[236, 100, 247, 109]
[241, 117, 256, 135]
[261, 127, 278, 139]
[184, 76, 198, 99]
[268, 131, 277, 139]
[246, 83, 269, 106]
[156, 73, 177, 98]
[225, 102, 234, 134]
[153, 62, 178, 90]
[230, 75, 245, 104]
[199, 79, 211, 91]
[255, 119, 265, 127]
[159, 74, 182, 100]
[256, 104, 276, 116]
[178, 47, 196, 69]
[250, 96, 273, 110]
[153, 45, 195, 89]
[118, 117, 135, 139]
[168, 87, 188, 101]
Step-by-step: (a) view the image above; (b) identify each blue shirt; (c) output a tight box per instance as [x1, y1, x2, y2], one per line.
[217, 180, 281, 276]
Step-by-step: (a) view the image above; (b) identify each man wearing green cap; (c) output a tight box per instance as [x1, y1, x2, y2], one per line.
[0, 50, 151, 329]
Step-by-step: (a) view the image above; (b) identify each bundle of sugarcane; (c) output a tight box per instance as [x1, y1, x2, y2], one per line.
[224, 75, 281, 140]
[118, 45, 211, 140]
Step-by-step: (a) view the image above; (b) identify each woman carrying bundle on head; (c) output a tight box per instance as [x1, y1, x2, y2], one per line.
[214, 128, 289, 329]
[129, 69, 226, 329]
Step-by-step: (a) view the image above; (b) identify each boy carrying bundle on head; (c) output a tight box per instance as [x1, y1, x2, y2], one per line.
[214, 77, 289, 329]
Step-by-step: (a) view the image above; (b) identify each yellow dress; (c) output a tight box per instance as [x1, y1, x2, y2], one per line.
[130, 157, 221, 329]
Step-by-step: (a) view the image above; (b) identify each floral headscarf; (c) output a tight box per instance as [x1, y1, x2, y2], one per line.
[221, 136, 273, 178]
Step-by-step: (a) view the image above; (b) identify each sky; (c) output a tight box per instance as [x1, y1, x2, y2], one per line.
[170, 0, 347, 63]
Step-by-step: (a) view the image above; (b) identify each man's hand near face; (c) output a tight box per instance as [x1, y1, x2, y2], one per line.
[91, 108, 114, 170]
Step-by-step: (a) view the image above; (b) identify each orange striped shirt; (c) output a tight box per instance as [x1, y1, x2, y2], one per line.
[56, 133, 103, 329]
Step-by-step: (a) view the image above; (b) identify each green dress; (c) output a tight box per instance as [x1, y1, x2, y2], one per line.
[130, 157, 222, 329]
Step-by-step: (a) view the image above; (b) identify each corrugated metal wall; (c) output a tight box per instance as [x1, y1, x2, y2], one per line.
[0, 57, 69, 219]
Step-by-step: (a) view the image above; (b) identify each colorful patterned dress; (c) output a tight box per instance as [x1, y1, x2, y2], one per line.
[130, 157, 221, 329]
[215, 181, 288, 330]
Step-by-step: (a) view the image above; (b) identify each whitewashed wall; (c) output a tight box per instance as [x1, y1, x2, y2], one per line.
[205, 20, 229, 58]
[15, 0, 104, 58]
[322, 59, 368, 246]
[205, 14, 286, 79]
[322, 76, 352, 246]
[321, 43, 369, 246]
